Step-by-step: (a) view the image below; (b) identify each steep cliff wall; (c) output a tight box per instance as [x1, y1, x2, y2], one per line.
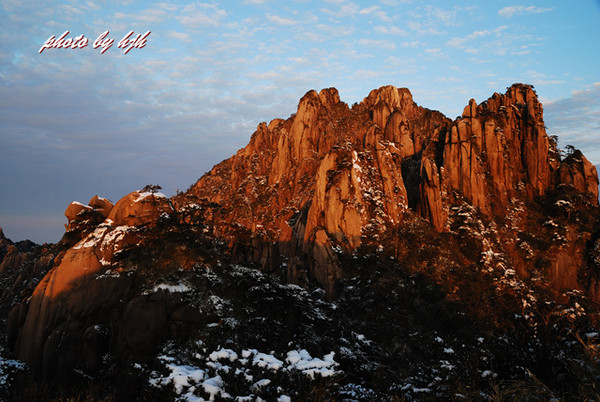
[184, 84, 599, 293]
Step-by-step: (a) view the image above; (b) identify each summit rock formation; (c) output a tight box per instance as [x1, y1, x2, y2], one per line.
[2, 84, 600, 395]
[180, 83, 598, 295]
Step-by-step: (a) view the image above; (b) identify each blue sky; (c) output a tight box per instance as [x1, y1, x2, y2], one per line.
[1, 0, 599, 243]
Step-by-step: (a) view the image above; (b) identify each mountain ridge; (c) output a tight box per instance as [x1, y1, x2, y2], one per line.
[176, 83, 599, 296]
[1, 84, 600, 399]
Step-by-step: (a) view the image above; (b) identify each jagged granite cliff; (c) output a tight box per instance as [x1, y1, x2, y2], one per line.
[1, 84, 600, 399]
[181, 83, 598, 296]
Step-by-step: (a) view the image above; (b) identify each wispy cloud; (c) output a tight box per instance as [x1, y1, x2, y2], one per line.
[545, 82, 600, 163]
[177, 3, 228, 28]
[358, 38, 396, 50]
[401, 40, 423, 48]
[359, 5, 392, 22]
[266, 13, 298, 26]
[447, 29, 491, 47]
[407, 20, 442, 35]
[446, 25, 540, 57]
[406, 4, 473, 34]
[166, 30, 191, 42]
[424, 5, 458, 26]
[321, 1, 360, 17]
[498, 5, 554, 18]
[316, 24, 355, 37]
[61, 4, 84, 16]
[295, 31, 326, 42]
[525, 70, 564, 86]
[374, 25, 407, 35]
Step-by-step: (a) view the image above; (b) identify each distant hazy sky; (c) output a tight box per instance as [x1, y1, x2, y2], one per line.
[1, 0, 599, 244]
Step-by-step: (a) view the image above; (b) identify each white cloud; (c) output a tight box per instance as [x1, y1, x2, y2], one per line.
[447, 30, 490, 47]
[157, 3, 178, 11]
[61, 4, 84, 15]
[266, 13, 297, 26]
[434, 76, 462, 83]
[85, 1, 101, 11]
[358, 38, 396, 50]
[511, 48, 531, 55]
[447, 25, 540, 58]
[134, 8, 169, 24]
[359, 5, 392, 22]
[401, 40, 422, 47]
[178, 4, 228, 28]
[374, 25, 407, 35]
[424, 5, 457, 26]
[498, 5, 554, 18]
[424, 48, 444, 59]
[341, 2, 361, 15]
[166, 30, 191, 42]
[525, 70, 564, 86]
[316, 24, 355, 37]
[113, 7, 169, 24]
[295, 31, 326, 42]
[351, 69, 383, 79]
[324, 1, 360, 16]
[288, 56, 310, 65]
[407, 20, 442, 35]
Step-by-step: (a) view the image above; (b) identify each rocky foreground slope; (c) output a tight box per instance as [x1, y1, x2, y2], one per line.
[1, 84, 600, 400]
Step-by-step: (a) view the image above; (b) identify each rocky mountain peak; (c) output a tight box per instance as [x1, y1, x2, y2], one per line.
[317, 87, 341, 108]
[179, 84, 600, 296]
[3, 84, 600, 392]
[363, 85, 414, 110]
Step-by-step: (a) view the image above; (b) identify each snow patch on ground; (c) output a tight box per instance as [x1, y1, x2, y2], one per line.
[150, 346, 340, 400]
[152, 283, 191, 293]
[209, 348, 238, 362]
[250, 351, 284, 371]
[286, 349, 338, 378]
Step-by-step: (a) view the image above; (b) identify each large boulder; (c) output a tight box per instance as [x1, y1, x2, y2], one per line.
[64, 201, 93, 223]
[559, 150, 599, 204]
[89, 195, 114, 218]
[107, 190, 173, 227]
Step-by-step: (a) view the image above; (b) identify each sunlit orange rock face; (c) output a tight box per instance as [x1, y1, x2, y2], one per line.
[184, 83, 599, 293]
[441, 86, 564, 217]
[13, 190, 172, 376]
[107, 190, 173, 226]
